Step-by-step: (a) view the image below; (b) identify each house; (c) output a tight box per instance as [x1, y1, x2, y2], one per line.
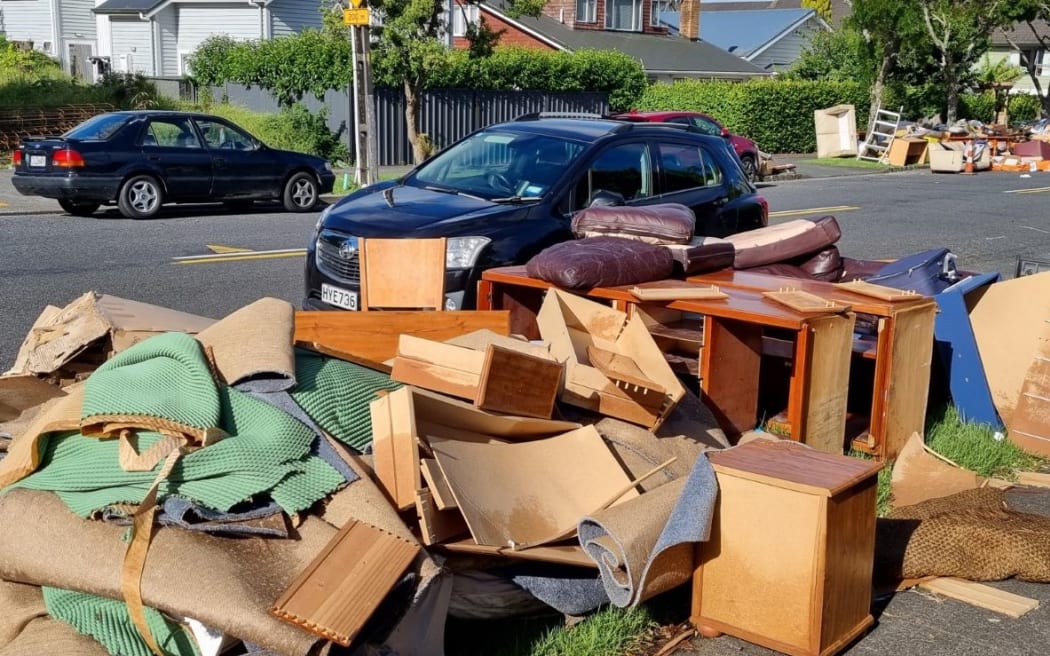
[659, 7, 831, 72]
[988, 21, 1050, 97]
[0, 0, 98, 79]
[91, 0, 323, 77]
[451, 0, 771, 82]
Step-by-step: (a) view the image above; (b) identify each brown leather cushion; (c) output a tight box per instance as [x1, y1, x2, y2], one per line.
[571, 204, 695, 244]
[792, 246, 843, 282]
[726, 216, 842, 269]
[840, 257, 889, 282]
[526, 237, 674, 290]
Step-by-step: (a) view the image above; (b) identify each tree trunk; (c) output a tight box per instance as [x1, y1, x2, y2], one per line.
[869, 50, 894, 126]
[404, 79, 427, 165]
[944, 54, 959, 124]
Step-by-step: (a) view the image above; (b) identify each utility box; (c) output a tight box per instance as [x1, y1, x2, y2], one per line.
[814, 104, 858, 158]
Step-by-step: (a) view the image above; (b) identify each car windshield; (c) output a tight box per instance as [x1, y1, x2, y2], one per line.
[63, 113, 130, 141]
[408, 130, 586, 201]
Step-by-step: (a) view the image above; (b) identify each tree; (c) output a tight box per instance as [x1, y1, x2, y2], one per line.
[801, 0, 832, 23]
[915, 0, 1013, 123]
[370, 0, 545, 164]
[848, 0, 922, 125]
[998, 0, 1050, 118]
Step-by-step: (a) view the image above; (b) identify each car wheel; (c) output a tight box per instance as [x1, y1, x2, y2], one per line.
[58, 199, 100, 217]
[740, 155, 759, 183]
[283, 172, 319, 212]
[117, 175, 163, 219]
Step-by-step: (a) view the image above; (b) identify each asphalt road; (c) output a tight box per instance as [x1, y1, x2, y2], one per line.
[3, 166, 1050, 652]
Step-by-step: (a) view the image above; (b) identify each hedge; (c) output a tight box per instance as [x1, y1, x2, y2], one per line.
[201, 103, 348, 162]
[634, 79, 869, 154]
[958, 91, 1041, 124]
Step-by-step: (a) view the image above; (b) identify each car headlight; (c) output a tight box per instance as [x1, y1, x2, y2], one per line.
[315, 204, 333, 233]
[446, 236, 490, 269]
[323, 161, 333, 172]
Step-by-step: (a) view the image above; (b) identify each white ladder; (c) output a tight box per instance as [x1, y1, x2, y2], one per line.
[857, 106, 903, 162]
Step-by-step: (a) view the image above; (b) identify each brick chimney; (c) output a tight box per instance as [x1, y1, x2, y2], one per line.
[679, 0, 700, 40]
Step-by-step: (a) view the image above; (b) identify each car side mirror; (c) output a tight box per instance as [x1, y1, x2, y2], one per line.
[588, 189, 626, 207]
[721, 127, 731, 139]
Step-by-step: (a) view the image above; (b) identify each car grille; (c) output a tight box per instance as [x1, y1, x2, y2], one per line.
[316, 235, 360, 285]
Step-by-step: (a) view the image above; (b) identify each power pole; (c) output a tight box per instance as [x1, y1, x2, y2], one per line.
[347, 3, 378, 186]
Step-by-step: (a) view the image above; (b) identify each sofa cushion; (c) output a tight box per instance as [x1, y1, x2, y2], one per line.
[725, 216, 842, 269]
[571, 204, 695, 244]
[792, 246, 843, 282]
[526, 237, 674, 290]
[664, 238, 736, 275]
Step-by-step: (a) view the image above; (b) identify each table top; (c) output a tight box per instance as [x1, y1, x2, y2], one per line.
[687, 269, 935, 317]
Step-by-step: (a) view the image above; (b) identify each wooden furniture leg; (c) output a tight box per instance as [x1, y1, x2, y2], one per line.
[700, 316, 763, 439]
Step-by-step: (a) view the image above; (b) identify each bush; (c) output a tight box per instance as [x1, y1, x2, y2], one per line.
[1008, 94, 1042, 123]
[635, 79, 868, 153]
[200, 103, 348, 162]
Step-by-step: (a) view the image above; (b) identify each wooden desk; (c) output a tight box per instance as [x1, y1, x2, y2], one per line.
[687, 269, 937, 460]
[478, 268, 856, 452]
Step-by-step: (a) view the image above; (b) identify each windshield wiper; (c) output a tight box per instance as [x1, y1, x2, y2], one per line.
[421, 185, 488, 202]
[490, 196, 542, 204]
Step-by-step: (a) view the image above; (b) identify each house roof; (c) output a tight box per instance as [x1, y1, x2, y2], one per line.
[482, 0, 769, 78]
[991, 22, 1050, 48]
[94, 0, 163, 15]
[699, 8, 820, 57]
[700, 0, 852, 28]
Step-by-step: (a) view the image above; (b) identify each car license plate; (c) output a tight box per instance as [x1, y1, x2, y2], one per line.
[29, 154, 46, 167]
[321, 283, 358, 310]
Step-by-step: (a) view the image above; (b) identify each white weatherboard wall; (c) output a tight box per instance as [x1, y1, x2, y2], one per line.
[110, 15, 153, 74]
[269, 0, 321, 37]
[177, 4, 259, 56]
[155, 4, 177, 75]
[0, 0, 56, 53]
[60, 0, 95, 41]
[749, 19, 824, 72]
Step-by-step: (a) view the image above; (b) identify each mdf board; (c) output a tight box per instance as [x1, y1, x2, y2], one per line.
[359, 237, 447, 310]
[798, 313, 856, 454]
[692, 441, 880, 656]
[878, 302, 936, 460]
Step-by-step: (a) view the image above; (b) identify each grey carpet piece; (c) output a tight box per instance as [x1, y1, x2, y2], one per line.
[241, 388, 358, 484]
[578, 453, 717, 607]
[510, 565, 610, 616]
[101, 497, 288, 538]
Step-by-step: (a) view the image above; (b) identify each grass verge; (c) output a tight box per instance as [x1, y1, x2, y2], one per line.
[925, 404, 1045, 479]
[809, 157, 900, 170]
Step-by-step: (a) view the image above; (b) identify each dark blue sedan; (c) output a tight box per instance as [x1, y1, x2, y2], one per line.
[11, 110, 335, 219]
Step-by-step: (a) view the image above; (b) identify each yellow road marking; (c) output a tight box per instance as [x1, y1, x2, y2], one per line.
[174, 251, 306, 265]
[769, 205, 858, 218]
[1005, 186, 1050, 195]
[206, 244, 253, 254]
[0, 202, 8, 208]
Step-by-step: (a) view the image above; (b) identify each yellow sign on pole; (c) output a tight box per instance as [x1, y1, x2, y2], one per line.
[349, 0, 364, 7]
[343, 7, 369, 24]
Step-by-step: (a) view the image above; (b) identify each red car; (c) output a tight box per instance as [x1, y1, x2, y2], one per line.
[612, 110, 761, 182]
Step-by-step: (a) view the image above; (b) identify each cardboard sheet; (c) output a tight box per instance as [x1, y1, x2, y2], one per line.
[428, 425, 636, 548]
[968, 273, 1050, 425]
[0, 377, 65, 423]
[890, 433, 981, 509]
[6, 292, 215, 377]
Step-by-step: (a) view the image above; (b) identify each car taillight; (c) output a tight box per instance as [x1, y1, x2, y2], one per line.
[52, 149, 85, 168]
[758, 195, 769, 225]
[12, 150, 21, 166]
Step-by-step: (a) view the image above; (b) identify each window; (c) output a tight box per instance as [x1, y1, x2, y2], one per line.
[142, 117, 202, 148]
[571, 142, 652, 210]
[63, 113, 130, 141]
[605, 0, 641, 30]
[194, 119, 255, 151]
[1035, 49, 1048, 77]
[650, 0, 673, 27]
[178, 52, 193, 76]
[657, 143, 722, 194]
[452, 4, 479, 37]
[576, 0, 596, 23]
[691, 116, 723, 137]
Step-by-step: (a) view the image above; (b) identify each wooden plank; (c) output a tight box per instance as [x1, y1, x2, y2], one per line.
[834, 280, 921, 302]
[295, 341, 392, 374]
[415, 487, 469, 545]
[271, 519, 420, 646]
[1016, 471, 1050, 488]
[359, 237, 446, 310]
[439, 538, 598, 568]
[369, 388, 421, 511]
[475, 344, 563, 419]
[420, 458, 457, 509]
[294, 310, 510, 365]
[700, 317, 763, 438]
[390, 335, 486, 400]
[630, 285, 728, 301]
[762, 290, 851, 314]
[918, 578, 1039, 618]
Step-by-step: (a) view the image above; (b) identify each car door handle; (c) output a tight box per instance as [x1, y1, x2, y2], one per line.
[713, 197, 728, 206]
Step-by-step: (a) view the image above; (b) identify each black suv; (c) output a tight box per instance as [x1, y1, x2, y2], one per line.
[304, 115, 767, 311]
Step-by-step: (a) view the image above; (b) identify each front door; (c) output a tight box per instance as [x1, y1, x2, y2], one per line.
[193, 118, 280, 199]
[140, 116, 213, 200]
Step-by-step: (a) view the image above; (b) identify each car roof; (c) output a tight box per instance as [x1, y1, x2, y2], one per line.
[483, 116, 726, 144]
[104, 110, 237, 122]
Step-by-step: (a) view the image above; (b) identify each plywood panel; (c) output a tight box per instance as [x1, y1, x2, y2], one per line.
[819, 480, 876, 649]
[1007, 346, 1050, 457]
[800, 313, 855, 454]
[369, 389, 420, 511]
[700, 317, 763, 437]
[882, 303, 936, 460]
[475, 345, 563, 418]
[360, 237, 446, 310]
